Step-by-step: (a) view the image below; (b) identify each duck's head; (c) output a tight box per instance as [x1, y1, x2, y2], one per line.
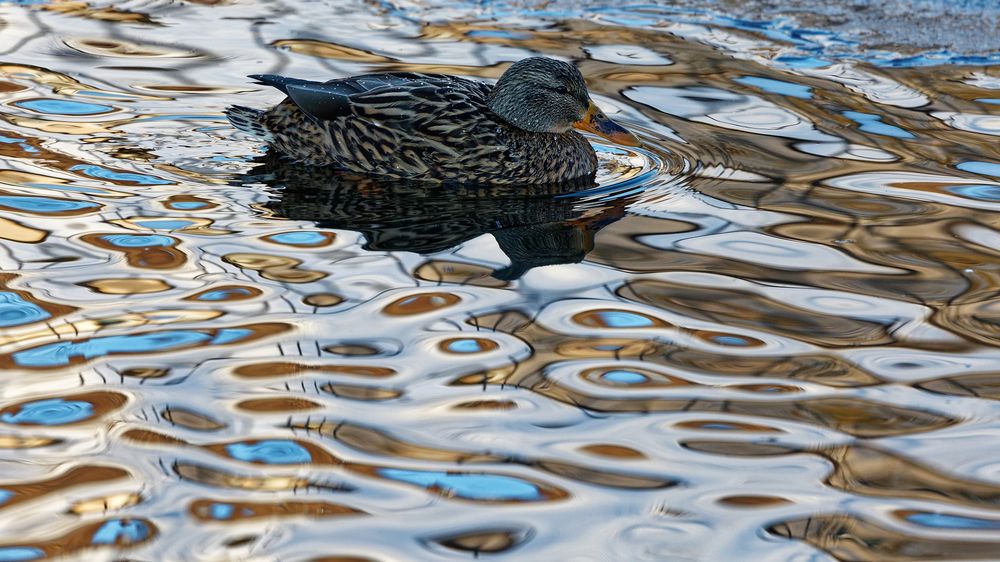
[488, 57, 641, 147]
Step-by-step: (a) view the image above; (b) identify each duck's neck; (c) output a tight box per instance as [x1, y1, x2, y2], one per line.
[488, 84, 570, 134]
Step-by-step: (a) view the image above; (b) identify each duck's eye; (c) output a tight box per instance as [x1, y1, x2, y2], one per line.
[554, 85, 569, 95]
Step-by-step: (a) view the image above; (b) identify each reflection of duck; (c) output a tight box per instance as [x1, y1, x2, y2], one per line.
[226, 57, 639, 185]
[245, 160, 626, 280]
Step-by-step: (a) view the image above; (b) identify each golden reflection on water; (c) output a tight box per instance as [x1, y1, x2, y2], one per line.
[1, 0, 1000, 560]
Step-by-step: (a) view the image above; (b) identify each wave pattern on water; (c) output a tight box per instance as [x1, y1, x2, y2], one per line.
[1, 0, 1000, 560]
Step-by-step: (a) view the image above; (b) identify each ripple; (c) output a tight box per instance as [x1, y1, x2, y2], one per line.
[949, 184, 1000, 202]
[0, 518, 157, 559]
[0, 392, 124, 426]
[376, 468, 547, 502]
[899, 510, 1000, 530]
[91, 519, 151, 545]
[501, 355, 951, 436]
[64, 37, 205, 58]
[579, 444, 645, 459]
[262, 230, 335, 247]
[440, 337, 499, 354]
[303, 293, 344, 307]
[572, 309, 667, 329]
[189, 499, 363, 521]
[100, 233, 175, 248]
[224, 440, 313, 465]
[793, 141, 899, 162]
[69, 164, 170, 185]
[933, 112, 1000, 136]
[383, 292, 461, 315]
[185, 285, 261, 302]
[4, 324, 287, 369]
[131, 218, 197, 231]
[0, 292, 50, 327]
[0, 466, 129, 513]
[11, 98, 115, 116]
[0, 195, 99, 215]
[0, 547, 44, 561]
[675, 420, 783, 432]
[599, 369, 649, 385]
[717, 495, 791, 507]
[825, 170, 1000, 210]
[432, 527, 533, 555]
[82, 278, 172, 294]
[414, 260, 511, 288]
[231, 362, 395, 379]
[770, 513, 1000, 560]
[619, 280, 900, 348]
[666, 231, 900, 273]
[800, 63, 930, 108]
[733, 76, 813, 99]
[322, 383, 402, 401]
[222, 253, 326, 283]
[270, 38, 395, 62]
[162, 407, 225, 430]
[625, 85, 838, 142]
[843, 110, 915, 139]
[162, 195, 215, 210]
[1, 398, 93, 425]
[956, 160, 1000, 177]
[173, 462, 316, 492]
[236, 397, 320, 412]
[584, 45, 672, 65]
[690, 330, 765, 348]
[12, 331, 205, 367]
[580, 366, 691, 388]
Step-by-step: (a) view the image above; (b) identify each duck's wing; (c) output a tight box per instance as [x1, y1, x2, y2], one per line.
[249, 72, 489, 123]
[250, 72, 499, 178]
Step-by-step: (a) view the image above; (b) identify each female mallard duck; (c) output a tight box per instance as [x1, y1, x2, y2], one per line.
[225, 57, 640, 185]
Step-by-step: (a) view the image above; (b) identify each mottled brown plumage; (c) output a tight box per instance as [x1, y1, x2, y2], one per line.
[226, 57, 639, 185]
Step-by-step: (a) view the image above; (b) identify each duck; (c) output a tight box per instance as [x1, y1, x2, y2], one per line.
[225, 57, 640, 185]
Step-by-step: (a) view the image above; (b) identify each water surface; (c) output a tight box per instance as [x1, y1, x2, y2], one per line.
[1, 0, 1000, 560]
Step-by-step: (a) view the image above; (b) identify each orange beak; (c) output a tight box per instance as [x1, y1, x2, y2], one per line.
[573, 101, 641, 147]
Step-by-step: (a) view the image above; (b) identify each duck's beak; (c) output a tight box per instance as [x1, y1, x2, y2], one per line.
[573, 101, 641, 147]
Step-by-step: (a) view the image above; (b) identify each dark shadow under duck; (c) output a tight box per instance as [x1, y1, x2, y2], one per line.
[242, 157, 627, 280]
[226, 57, 640, 185]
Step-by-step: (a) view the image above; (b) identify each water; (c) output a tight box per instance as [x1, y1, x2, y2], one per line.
[1, 0, 1000, 560]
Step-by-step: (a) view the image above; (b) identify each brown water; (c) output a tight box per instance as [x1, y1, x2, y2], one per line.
[1, 1, 1000, 560]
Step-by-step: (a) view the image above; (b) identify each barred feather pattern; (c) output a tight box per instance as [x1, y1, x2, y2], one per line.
[225, 105, 272, 142]
[250, 73, 598, 185]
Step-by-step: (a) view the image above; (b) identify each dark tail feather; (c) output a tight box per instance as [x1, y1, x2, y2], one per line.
[248, 74, 318, 95]
[225, 105, 272, 142]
